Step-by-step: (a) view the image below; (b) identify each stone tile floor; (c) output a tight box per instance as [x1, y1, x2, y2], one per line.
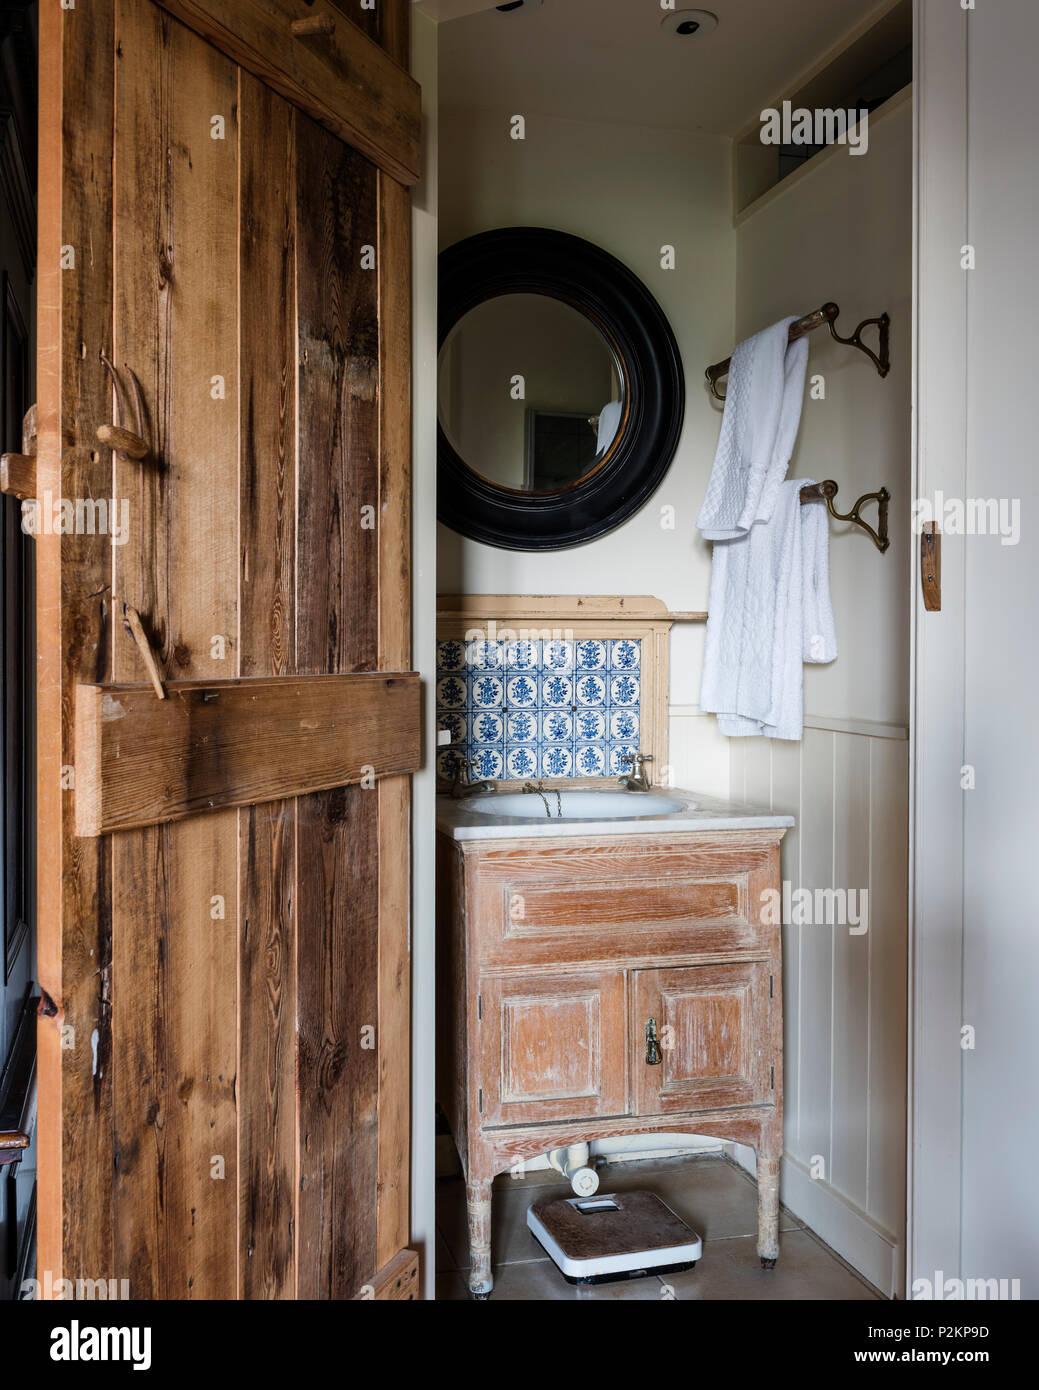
[435, 1154, 883, 1301]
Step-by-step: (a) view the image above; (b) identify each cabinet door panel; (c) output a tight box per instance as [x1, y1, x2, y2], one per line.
[633, 963, 772, 1116]
[479, 971, 627, 1128]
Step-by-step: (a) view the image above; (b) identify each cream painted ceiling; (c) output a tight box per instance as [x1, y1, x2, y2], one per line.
[434, 0, 895, 137]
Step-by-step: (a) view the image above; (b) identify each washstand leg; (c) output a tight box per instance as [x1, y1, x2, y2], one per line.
[757, 1149, 781, 1269]
[467, 1178, 493, 1298]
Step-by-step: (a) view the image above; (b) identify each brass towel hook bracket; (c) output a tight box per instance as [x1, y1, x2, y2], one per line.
[705, 301, 891, 402]
[800, 479, 890, 553]
[99, 353, 150, 461]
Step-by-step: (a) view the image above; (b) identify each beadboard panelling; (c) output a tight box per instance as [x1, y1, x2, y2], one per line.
[730, 723, 908, 1297]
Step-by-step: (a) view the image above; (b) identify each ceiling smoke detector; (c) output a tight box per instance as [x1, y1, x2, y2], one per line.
[661, 9, 718, 38]
[496, 0, 543, 13]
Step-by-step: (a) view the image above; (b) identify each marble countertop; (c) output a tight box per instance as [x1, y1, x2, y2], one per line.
[435, 785, 795, 841]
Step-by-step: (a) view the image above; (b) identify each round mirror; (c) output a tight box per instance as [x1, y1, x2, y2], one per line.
[437, 228, 684, 551]
[437, 292, 626, 493]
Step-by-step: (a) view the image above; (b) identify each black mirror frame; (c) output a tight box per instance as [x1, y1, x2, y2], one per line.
[437, 228, 685, 551]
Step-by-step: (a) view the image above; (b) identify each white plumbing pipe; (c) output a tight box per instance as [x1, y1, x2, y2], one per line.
[548, 1143, 599, 1197]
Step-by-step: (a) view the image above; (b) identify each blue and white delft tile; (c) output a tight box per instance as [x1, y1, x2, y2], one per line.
[610, 708, 640, 742]
[540, 710, 574, 743]
[470, 711, 504, 745]
[574, 744, 607, 777]
[609, 673, 640, 707]
[470, 746, 504, 780]
[574, 708, 606, 742]
[506, 708, 538, 742]
[540, 744, 574, 778]
[436, 634, 642, 782]
[610, 744, 639, 776]
[540, 673, 574, 709]
[505, 673, 539, 708]
[470, 673, 504, 709]
[437, 638, 466, 672]
[505, 638, 540, 670]
[467, 638, 503, 671]
[542, 639, 574, 672]
[436, 674, 467, 710]
[505, 745, 539, 780]
[436, 748, 466, 780]
[574, 672, 607, 707]
[575, 639, 607, 671]
[609, 639, 640, 671]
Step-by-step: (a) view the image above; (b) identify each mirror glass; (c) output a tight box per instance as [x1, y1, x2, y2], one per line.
[437, 292, 625, 492]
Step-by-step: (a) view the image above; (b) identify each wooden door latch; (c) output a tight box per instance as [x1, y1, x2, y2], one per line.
[99, 354, 150, 461]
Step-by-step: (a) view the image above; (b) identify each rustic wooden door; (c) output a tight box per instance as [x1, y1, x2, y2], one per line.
[36, 0, 420, 1299]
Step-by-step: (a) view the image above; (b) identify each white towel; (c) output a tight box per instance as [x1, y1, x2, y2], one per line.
[697, 317, 809, 539]
[700, 478, 837, 740]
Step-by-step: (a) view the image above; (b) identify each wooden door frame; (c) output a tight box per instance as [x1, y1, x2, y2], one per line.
[907, 0, 969, 1292]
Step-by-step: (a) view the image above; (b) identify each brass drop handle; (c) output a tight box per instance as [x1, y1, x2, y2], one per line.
[645, 1017, 662, 1066]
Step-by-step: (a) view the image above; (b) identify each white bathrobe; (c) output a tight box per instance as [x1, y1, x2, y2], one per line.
[700, 478, 837, 740]
[697, 317, 836, 739]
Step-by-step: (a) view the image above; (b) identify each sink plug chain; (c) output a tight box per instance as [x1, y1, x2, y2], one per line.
[522, 780, 562, 817]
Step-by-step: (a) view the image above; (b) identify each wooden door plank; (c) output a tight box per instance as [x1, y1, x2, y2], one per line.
[296, 784, 380, 1298]
[111, 0, 240, 1298]
[152, 0, 420, 185]
[375, 170, 412, 1266]
[76, 672, 420, 835]
[238, 800, 297, 1299]
[236, 68, 299, 1302]
[36, 0, 117, 1287]
[295, 116, 380, 677]
[294, 107, 384, 1296]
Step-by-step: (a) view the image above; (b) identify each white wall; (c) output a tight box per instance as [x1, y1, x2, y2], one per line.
[436, 106, 736, 796]
[730, 95, 912, 1297]
[410, 7, 439, 1302]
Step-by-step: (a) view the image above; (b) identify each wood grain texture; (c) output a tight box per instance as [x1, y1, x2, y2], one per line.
[152, 0, 420, 184]
[236, 66, 299, 1301]
[238, 799, 297, 1298]
[111, 0, 240, 1298]
[633, 962, 771, 1115]
[0, 451, 35, 499]
[296, 113, 379, 677]
[479, 970, 627, 1128]
[354, 1247, 419, 1301]
[293, 101, 386, 1297]
[35, 0, 117, 1286]
[239, 70, 296, 684]
[75, 673, 420, 834]
[296, 784, 379, 1298]
[374, 163, 412, 1268]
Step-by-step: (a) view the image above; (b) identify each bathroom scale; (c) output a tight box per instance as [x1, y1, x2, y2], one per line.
[527, 1191, 702, 1285]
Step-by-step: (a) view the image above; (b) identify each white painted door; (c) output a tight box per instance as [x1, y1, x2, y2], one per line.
[911, 0, 1039, 1297]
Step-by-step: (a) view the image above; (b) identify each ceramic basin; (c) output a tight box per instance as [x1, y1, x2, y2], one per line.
[462, 790, 686, 820]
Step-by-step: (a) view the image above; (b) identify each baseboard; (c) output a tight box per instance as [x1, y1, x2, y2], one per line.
[729, 1144, 903, 1297]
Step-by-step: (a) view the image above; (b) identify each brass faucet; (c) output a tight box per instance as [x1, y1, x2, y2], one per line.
[618, 751, 653, 792]
[450, 757, 495, 799]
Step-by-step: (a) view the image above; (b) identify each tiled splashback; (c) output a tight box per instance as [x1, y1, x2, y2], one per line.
[436, 637, 642, 782]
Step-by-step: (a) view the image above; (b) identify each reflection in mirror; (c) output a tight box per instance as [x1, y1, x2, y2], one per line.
[437, 292, 624, 492]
